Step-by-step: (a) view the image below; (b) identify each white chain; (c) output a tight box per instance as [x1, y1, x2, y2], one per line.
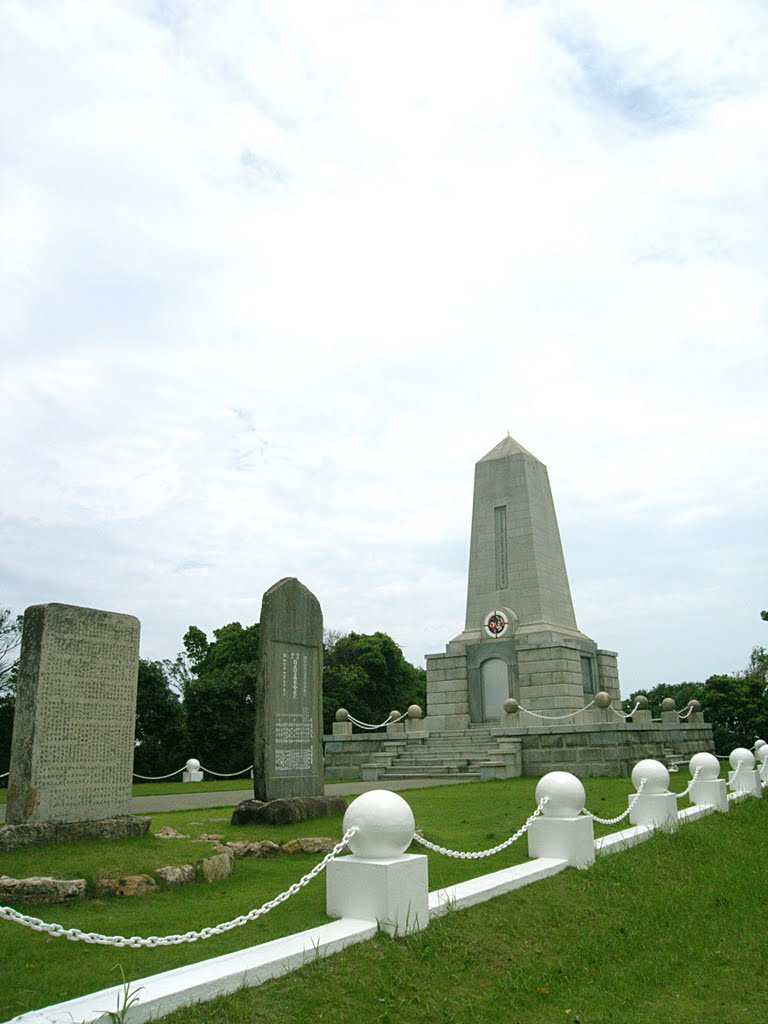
[673, 765, 702, 799]
[677, 705, 695, 720]
[0, 772, 8, 779]
[133, 767, 185, 780]
[347, 713, 405, 731]
[198, 765, 253, 778]
[516, 701, 595, 721]
[584, 777, 647, 825]
[0, 827, 357, 947]
[729, 759, 744, 787]
[412, 798, 548, 859]
[610, 702, 642, 720]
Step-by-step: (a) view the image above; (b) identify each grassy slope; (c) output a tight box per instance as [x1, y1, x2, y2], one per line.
[0, 778, 764, 1021]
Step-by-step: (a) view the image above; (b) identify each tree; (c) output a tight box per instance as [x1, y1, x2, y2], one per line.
[0, 608, 22, 781]
[628, 680, 705, 719]
[322, 631, 426, 733]
[133, 659, 187, 777]
[0, 608, 22, 696]
[183, 622, 260, 773]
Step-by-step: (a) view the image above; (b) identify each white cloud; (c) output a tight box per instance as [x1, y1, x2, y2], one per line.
[1, 0, 767, 693]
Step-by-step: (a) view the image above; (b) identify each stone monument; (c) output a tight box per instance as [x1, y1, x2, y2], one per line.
[324, 436, 715, 781]
[253, 577, 324, 801]
[425, 435, 620, 729]
[7, 603, 141, 825]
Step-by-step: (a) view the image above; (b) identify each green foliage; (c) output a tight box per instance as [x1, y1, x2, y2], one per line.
[183, 622, 260, 773]
[0, 607, 22, 696]
[628, 680, 705, 718]
[133, 660, 186, 776]
[322, 631, 426, 732]
[631, 641, 768, 755]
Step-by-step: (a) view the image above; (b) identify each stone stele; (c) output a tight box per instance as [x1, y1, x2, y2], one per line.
[7, 603, 140, 825]
[253, 577, 324, 801]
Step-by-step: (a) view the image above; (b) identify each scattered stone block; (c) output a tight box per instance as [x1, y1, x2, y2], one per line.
[197, 833, 225, 842]
[231, 795, 346, 826]
[280, 837, 336, 855]
[154, 864, 196, 887]
[0, 816, 151, 852]
[226, 840, 281, 858]
[199, 849, 235, 883]
[0, 875, 86, 904]
[155, 826, 190, 839]
[95, 874, 157, 898]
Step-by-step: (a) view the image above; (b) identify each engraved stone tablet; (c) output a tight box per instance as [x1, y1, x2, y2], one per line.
[254, 578, 323, 801]
[7, 603, 140, 825]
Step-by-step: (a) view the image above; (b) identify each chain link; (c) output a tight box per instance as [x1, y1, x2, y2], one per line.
[412, 798, 548, 859]
[347, 713, 405, 731]
[133, 767, 186, 780]
[673, 765, 702, 799]
[198, 765, 253, 778]
[610, 702, 642, 721]
[584, 777, 647, 825]
[516, 701, 595, 721]
[0, 827, 357, 947]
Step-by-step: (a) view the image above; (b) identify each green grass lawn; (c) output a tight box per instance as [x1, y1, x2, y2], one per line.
[1, 777, 763, 1022]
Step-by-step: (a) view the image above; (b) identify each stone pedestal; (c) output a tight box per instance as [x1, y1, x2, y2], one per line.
[690, 778, 729, 813]
[660, 711, 678, 725]
[527, 815, 595, 869]
[386, 722, 405, 736]
[629, 793, 678, 831]
[183, 770, 203, 783]
[405, 718, 427, 737]
[332, 722, 352, 736]
[326, 853, 429, 936]
[629, 710, 653, 726]
[729, 769, 762, 798]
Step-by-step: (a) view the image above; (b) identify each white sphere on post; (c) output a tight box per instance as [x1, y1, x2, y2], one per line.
[528, 771, 593, 868]
[688, 752, 720, 780]
[535, 771, 586, 818]
[631, 759, 669, 794]
[328, 790, 427, 936]
[729, 747, 755, 771]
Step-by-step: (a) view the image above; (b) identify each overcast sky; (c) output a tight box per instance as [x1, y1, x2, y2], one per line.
[2, 1, 767, 696]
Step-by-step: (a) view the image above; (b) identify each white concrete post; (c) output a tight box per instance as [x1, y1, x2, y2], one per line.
[688, 752, 728, 813]
[527, 771, 595, 869]
[182, 758, 203, 783]
[727, 748, 762, 798]
[326, 790, 428, 936]
[628, 759, 678, 831]
[757, 744, 768, 786]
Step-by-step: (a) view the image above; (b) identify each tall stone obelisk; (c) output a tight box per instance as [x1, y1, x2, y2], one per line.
[424, 436, 620, 727]
[460, 435, 581, 643]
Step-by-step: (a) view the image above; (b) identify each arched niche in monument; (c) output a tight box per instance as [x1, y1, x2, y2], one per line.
[480, 658, 509, 721]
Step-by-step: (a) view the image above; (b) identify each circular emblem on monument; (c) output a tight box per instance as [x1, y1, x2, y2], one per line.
[484, 609, 509, 638]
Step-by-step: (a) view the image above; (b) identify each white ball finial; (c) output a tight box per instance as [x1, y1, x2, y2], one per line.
[185, 758, 200, 773]
[757, 745, 768, 764]
[753, 738, 766, 751]
[335, 708, 349, 722]
[631, 759, 669, 794]
[688, 752, 720, 781]
[343, 790, 415, 859]
[594, 691, 611, 709]
[407, 704, 423, 719]
[729, 747, 755, 771]
[535, 771, 586, 818]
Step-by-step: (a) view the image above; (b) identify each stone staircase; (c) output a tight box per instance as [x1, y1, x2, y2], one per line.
[360, 724, 522, 782]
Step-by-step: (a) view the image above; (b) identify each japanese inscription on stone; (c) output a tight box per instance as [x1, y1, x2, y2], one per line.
[254, 578, 323, 800]
[7, 603, 140, 825]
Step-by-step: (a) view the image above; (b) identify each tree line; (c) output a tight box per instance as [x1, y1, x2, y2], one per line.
[1, 605, 766, 777]
[0, 609, 426, 778]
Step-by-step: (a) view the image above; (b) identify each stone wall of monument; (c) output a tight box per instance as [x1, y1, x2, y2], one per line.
[423, 652, 469, 731]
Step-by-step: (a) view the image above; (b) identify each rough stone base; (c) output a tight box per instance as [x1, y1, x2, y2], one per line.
[0, 815, 151, 852]
[0, 875, 86, 903]
[231, 796, 347, 826]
